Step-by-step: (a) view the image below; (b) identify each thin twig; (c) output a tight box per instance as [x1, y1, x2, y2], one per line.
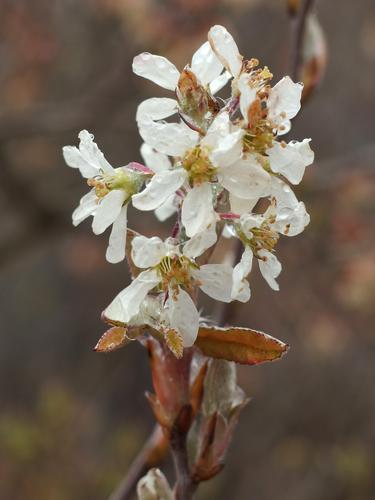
[107, 424, 168, 500]
[289, 0, 316, 80]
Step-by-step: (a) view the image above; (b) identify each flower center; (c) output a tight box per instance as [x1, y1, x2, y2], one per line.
[182, 146, 217, 186]
[87, 168, 142, 200]
[237, 219, 279, 258]
[157, 255, 198, 296]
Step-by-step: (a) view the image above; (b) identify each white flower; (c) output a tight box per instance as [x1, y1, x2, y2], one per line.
[267, 138, 314, 185]
[267, 76, 303, 135]
[134, 110, 254, 237]
[63, 130, 143, 264]
[133, 40, 229, 95]
[104, 232, 234, 347]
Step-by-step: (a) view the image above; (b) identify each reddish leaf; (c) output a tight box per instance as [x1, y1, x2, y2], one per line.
[94, 327, 130, 353]
[195, 326, 289, 365]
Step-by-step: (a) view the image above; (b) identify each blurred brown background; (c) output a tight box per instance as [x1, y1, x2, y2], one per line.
[1, 1, 374, 499]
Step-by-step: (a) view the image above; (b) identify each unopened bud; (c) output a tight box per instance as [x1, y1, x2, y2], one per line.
[137, 468, 173, 500]
[203, 359, 246, 418]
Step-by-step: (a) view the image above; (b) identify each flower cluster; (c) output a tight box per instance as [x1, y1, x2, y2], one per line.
[63, 25, 314, 356]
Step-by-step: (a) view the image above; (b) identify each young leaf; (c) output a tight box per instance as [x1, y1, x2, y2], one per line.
[94, 326, 130, 353]
[195, 326, 289, 365]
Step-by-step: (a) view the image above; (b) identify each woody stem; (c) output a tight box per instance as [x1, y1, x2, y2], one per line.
[170, 422, 198, 500]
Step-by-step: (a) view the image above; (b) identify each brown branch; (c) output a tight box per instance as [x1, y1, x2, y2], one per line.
[289, 0, 316, 80]
[170, 406, 198, 500]
[107, 424, 168, 500]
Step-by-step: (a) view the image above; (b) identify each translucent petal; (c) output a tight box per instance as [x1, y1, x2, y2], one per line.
[136, 97, 178, 122]
[106, 205, 128, 264]
[258, 249, 282, 291]
[209, 70, 232, 94]
[191, 41, 223, 86]
[208, 25, 242, 77]
[154, 194, 177, 221]
[92, 189, 126, 235]
[267, 139, 314, 185]
[131, 235, 167, 268]
[140, 143, 171, 173]
[268, 77, 303, 130]
[220, 156, 271, 199]
[78, 130, 113, 174]
[168, 288, 200, 347]
[192, 263, 234, 302]
[72, 189, 97, 226]
[273, 201, 310, 237]
[231, 246, 253, 302]
[104, 269, 160, 324]
[132, 52, 180, 90]
[181, 183, 217, 238]
[229, 193, 258, 215]
[183, 223, 217, 259]
[62, 146, 98, 178]
[138, 118, 198, 156]
[132, 169, 187, 211]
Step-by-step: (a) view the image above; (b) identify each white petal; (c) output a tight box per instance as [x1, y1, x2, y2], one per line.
[62, 146, 98, 178]
[183, 223, 217, 259]
[219, 156, 271, 199]
[192, 263, 234, 302]
[106, 205, 128, 264]
[240, 213, 263, 238]
[132, 169, 187, 211]
[104, 269, 160, 324]
[136, 97, 178, 122]
[140, 143, 171, 173]
[138, 119, 198, 156]
[209, 70, 232, 94]
[181, 183, 217, 238]
[167, 288, 200, 347]
[202, 111, 231, 149]
[72, 189, 97, 226]
[268, 77, 303, 131]
[258, 249, 281, 291]
[229, 193, 258, 215]
[132, 52, 180, 90]
[237, 73, 257, 124]
[154, 194, 177, 221]
[191, 41, 223, 86]
[208, 25, 242, 77]
[202, 112, 244, 168]
[231, 246, 253, 302]
[63, 129, 113, 178]
[269, 176, 302, 212]
[267, 139, 314, 185]
[92, 189, 126, 235]
[273, 201, 310, 237]
[209, 129, 244, 169]
[131, 235, 167, 268]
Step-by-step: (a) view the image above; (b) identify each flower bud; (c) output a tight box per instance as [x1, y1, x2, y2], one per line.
[137, 468, 173, 500]
[177, 67, 219, 131]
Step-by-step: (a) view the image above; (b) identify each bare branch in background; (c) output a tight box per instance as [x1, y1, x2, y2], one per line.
[107, 425, 168, 500]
